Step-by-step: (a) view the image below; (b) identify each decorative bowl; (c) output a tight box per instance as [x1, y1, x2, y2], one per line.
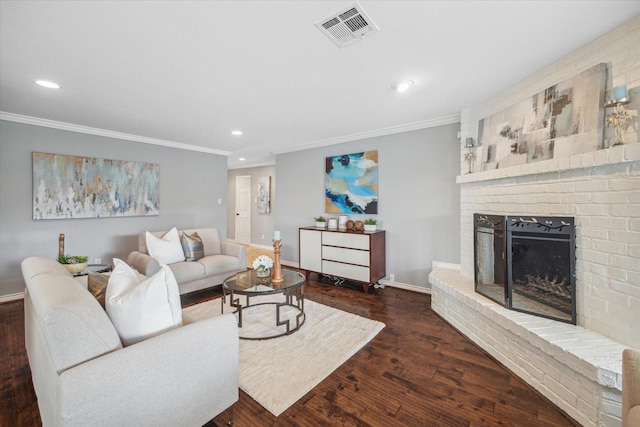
[63, 262, 88, 274]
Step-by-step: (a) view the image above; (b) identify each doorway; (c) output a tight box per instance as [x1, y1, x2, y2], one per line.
[235, 175, 251, 244]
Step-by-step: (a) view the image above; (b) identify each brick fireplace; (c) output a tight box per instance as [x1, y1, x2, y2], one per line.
[430, 144, 638, 426]
[429, 18, 639, 427]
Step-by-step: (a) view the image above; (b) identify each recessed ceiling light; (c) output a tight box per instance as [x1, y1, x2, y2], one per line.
[238, 157, 246, 161]
[391, 80, 413, 92]
[35, 80, 61, 89]
[231, 130, 243, 136]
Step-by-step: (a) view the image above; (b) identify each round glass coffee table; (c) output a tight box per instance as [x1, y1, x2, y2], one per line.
[222, 268, 305, 340]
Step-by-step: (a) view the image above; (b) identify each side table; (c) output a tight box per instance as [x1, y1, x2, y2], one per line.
[87, 271, 110, 307]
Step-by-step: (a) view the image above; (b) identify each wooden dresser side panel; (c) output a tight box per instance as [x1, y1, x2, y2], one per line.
[369, 231, 386, 282]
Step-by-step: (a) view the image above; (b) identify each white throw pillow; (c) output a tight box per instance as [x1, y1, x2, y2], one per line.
[106, 258, 182, 346]
[146, 227, 185, 264]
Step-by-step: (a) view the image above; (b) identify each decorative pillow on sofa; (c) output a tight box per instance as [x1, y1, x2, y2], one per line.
[181, 231, 204, 261]
[105, 258, 182, 346]
[146, 227, 185, 264]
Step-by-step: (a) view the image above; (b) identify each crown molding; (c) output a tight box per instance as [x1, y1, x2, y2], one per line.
[1, 111, 461, 160]
[0, 112, 230, 156]
[273, 114, 461, 154]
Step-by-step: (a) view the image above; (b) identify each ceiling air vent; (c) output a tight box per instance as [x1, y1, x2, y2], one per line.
[316, 2, 380, 47]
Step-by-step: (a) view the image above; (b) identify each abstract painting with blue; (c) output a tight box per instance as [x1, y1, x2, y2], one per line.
[325, 150, 378, 214]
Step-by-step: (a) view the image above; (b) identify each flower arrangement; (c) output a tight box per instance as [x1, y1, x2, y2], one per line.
[252, 255, 274, 271]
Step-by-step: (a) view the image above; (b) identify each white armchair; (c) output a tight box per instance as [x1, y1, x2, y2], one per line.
[623, 348, 640, 427]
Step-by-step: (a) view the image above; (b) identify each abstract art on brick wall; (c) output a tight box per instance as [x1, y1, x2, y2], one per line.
[32, 152, 160, 220]
[325, 150, 378, 214]
[477, 63, 606, 171]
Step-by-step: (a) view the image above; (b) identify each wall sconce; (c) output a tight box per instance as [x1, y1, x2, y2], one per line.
[605, 85, 631, 147]
[464, 137, 476, 174]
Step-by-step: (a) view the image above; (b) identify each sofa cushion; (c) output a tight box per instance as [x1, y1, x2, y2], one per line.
[106, 259, 182, 346]
[169, 261, 206, 284]
[146, 227, 185, 265]
[198, 255, 242, 276]
[25, 271, 122, 374]
[181, 231, 204, 261]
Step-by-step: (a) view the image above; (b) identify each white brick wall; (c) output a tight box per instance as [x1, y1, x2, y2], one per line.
[430, 267, 626, 427]
[439, 17, 640, 427]
[458, 17, 640, 350]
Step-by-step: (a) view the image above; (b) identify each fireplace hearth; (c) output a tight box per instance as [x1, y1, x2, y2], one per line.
[473, 213, 576, 324]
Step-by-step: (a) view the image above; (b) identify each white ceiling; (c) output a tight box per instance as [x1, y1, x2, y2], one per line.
[1, 1, 639, 169]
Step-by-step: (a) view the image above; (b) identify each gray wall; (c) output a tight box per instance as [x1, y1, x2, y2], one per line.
[227, 165, 276, 246]
[0, 120, 229, 297]
[275, 125, 461, 289]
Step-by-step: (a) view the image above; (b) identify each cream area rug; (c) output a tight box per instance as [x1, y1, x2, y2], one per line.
[183, 296, 385, 417]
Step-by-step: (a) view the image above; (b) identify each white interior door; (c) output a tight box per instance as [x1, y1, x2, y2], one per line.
[235, 175, 251, 244]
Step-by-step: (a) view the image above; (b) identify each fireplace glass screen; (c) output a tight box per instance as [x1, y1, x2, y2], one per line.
[474, 214, 576, 324]
[474, 215, 506, 306]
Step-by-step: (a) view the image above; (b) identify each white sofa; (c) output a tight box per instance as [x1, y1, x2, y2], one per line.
[22, 256, 239, 427]
[127, 227, 247, 295]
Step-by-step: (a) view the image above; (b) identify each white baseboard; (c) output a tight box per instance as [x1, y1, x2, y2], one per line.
[277, 260, 431, 294]
[0, 292, 24, 303]
[251, 243, 275, 251]
[381, 280, 431, 294]
[432, 261, 461, 271]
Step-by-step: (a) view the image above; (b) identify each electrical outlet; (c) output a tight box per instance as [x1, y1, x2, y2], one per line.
[389, 273, 395, 281]
[261, 234, 265, 240]
[95, 258, 101, 264]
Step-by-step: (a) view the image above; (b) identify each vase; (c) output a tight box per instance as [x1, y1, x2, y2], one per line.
[256, 267, 271, 279]
[364, 224, 376, 232]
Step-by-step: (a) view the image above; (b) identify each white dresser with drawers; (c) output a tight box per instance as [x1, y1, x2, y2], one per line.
[299, 227, 386, 293]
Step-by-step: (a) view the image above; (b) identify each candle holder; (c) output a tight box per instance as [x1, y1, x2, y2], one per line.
[464, 137, 477, 174]
[605, 98, 631, 147]
[271, 239, 284, 283]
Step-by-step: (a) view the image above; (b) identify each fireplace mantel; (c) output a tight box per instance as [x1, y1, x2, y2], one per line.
[457, 143, 639, 184]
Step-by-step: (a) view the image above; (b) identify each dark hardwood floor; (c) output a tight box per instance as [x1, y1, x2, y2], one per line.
[1, 275, 578, 427]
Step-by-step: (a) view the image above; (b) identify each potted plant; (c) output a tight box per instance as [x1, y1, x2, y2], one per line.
[364, 218, 377, 232]
[315, 216, 327, 228]
[58, 254, 89, 274]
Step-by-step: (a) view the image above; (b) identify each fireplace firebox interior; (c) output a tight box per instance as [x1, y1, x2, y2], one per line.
[473, 214, 576, 324]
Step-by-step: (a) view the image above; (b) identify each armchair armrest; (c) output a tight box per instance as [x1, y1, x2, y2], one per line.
[624, 348, 640, 427]
[127, 250, 161, 277]
[221, 241, 247, 269]
[59, 314, 239, 427]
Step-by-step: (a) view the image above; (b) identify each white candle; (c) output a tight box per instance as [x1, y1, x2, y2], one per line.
[273, 230, 281, 240]
[613, 85, 627, 100]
